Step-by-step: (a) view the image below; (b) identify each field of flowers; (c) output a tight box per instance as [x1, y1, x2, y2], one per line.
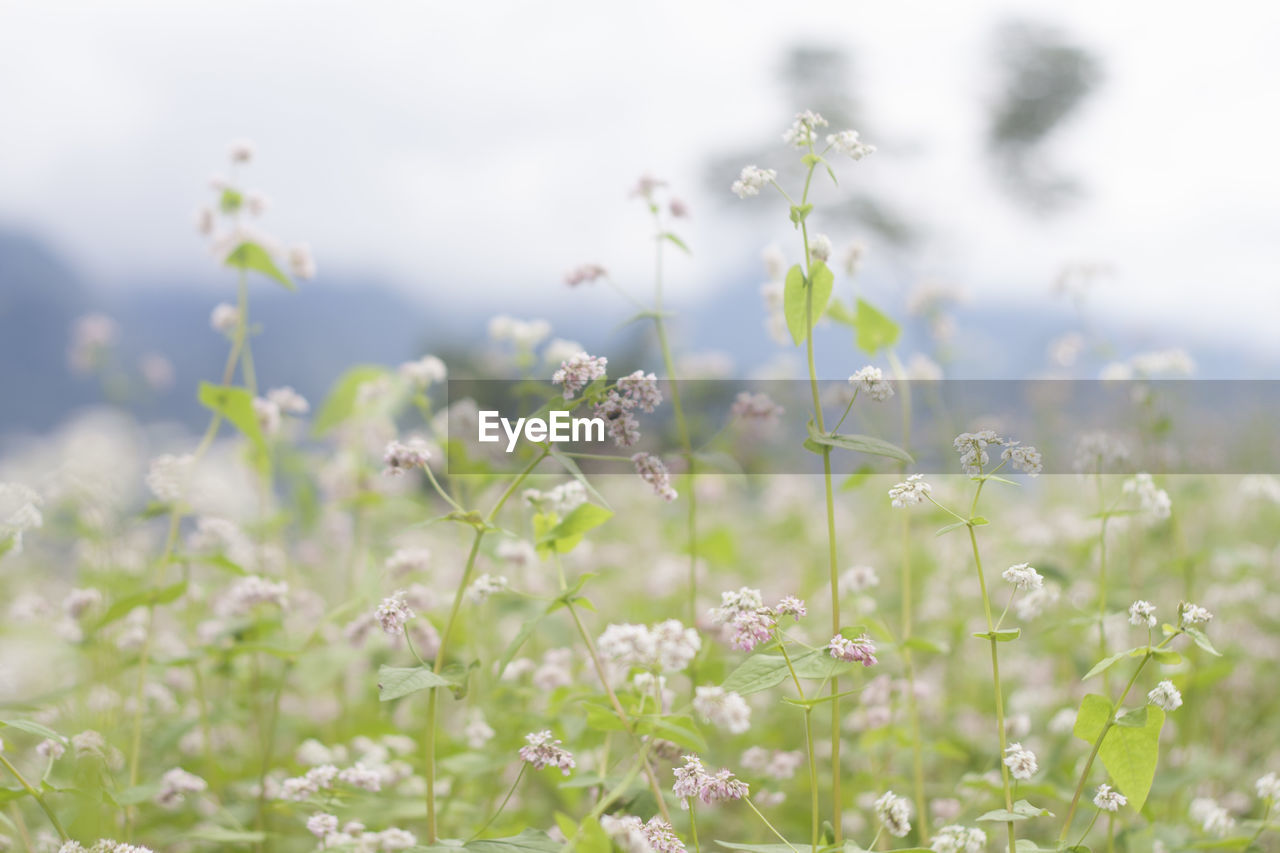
[1, 115, 1277, 853]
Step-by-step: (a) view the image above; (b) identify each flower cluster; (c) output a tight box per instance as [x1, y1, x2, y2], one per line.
[889, 474, 931, 508]
[1147, 680, 1182, 712]
[1093, 783, 1127, 812]
[1002, 742, 1039, 779]
[1123, 473, 1172, 519]
[849, 365, 894, 401]
[382, 439, 431, 476]
[709, 587, 805, 652]
[930, 824, 986, 853]
[875, 790, 912, 837]
[518, 730, 576, 775]
[375, 591, 415, 635]
[564, 263, 608, 287]
[598, 620, 701, 673]
[730, 392, 784, 422]
[828, 633, 878, 666]
[600, 815, 686, 853]
[552, 351, 608, 399]
[692, 686, 752, 734]
[731, 165, 777, 199]
[1129, 599, 1157, 627]
[673, 754, 749, 806]
[1002, 563, 1044, 591]
[631, 452, 677, 501]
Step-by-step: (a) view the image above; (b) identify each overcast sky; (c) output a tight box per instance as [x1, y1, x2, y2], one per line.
[3, 0, 1278, 356]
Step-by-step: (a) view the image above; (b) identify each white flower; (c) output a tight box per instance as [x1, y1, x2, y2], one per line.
[267, 386, 309, 415]
[1147, 680, 1182, 712]
[954, 430, 1005, 475]
[375, 591, 415, 635]
[288, 243, 316, 279]
[467, 574, 508, 603]
[875, 791, 912, 838]
[399, 355, 447, 388]
[464, 710, 495, 749]
[385, 547, 431, 576]
[382, 439, 431, 475]
[1128, 600, 1157, 628]
[731, 165, 777, 199]
[693, 686, 752, 734]
[37, 738, 66, 760]
[809, 233, 833, 263]
[1002, 563, 1044, 591]
[889, 474, 931, 508]
[155, 767, 207, 807]
[598, 621, 700, 673]
[1123, 473, 1171, 519]
[1002, 743, 1038, 779]
[1180, 602, 1213, 626]
[210, 303, 239, 334]
[1093, 783, 1126, 812]
[552, 352, 608, 399]
[146, 454, 195, 503]
[229, 139, 254, 163]
[519, 730, 575, 775]
[1001, 442, 1044, 477]
[782, 110, 828, 148]
[930, 825, 986, 853]
[827, 129, 876, 160]
[216, 576, 288, 617]
[1191, 798, 1235, 837]
[307, 813, 339, 838]
[1256, 772, 1280, 801]
[632, 453, 677, 502]
[850, 365, 894, 401]
[840, 565, 879, 593]
[0, 483, 43, 555]
[338, 763, 381, 792]
[564, 263, 608, 287]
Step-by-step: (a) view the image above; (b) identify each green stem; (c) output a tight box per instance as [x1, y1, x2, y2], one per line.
[467, 764, 527, 842]
[745, 797, 799, 852]
[967, 516, 1016, 853]
[1058, 633, 1178, 842]
[0, 753, 68, 841]
[689, 801, 701, 853]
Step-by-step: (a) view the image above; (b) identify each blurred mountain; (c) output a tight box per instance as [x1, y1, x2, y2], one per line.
[1, 229, 1275, 440]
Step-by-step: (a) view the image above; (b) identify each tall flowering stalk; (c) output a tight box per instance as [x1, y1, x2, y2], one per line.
[731, 110, 880, 841]
[894, 431, 1043, 853]
[126, 143, 312, 836]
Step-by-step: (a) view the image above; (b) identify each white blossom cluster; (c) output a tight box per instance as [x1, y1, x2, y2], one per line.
[597, 620, 700, 673]
[875, 790, 912, 837]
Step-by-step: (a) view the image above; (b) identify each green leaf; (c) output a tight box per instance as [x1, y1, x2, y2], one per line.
[788, 204, 814, 225]
[93, 581, 189, 630]
[1083, 650, 1131, 680]
[1150, 648, 1183, 665]
[537, 503, 613, 554]
[783, 264, 808, 345]
[1114, 706, 1148, 728]
[972, 628, 1021, 642]
[198, 383, 268, 465]
[0, 719, 63, 741]
[661, 232, 691, 255]
[936, 520, 969, 537]
[225, 241, 294, 290]
[977, 800, 1053, 822]
[805, 421, 914, 464]
[780, 260, 834, 345]
[1185, 626, 1222, 656]
[825, 298, 857, 327]
[547, 446, 611, 511]
[466, 828, 563, 851]
[1073, 694, 1112, 743]
[185, 828, 267, 845]
[901, 637, 949, 654]
[1097, 704, 1164, 811]
[853, 298, 900, 354]
[312, 365, 391, 436]
[721, 654, 793, 696]
[716, 844, 811, 852]
[376, 665, 453, 701]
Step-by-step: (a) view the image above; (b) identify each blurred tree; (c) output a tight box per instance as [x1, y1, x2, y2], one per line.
[986, 19, 1104, 212]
